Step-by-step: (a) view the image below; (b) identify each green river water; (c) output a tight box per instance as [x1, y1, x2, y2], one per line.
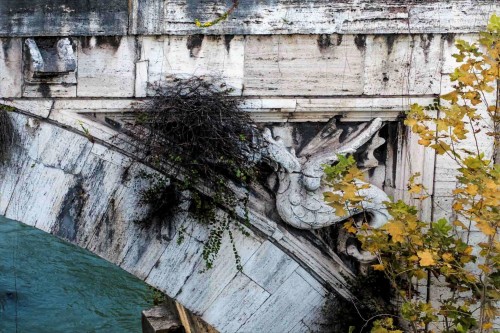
[0, 216, 153, 332]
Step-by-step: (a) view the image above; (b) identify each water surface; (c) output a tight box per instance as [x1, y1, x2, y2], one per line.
[0, 216, 153, 332]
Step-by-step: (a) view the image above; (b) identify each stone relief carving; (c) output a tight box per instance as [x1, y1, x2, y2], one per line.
[262, 118, 391, 263]
[80, 110, 391, 263]
[25, 38, 76, 75]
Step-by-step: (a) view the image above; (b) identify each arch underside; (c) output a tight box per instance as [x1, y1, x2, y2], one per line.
[0, 110, 358, 332]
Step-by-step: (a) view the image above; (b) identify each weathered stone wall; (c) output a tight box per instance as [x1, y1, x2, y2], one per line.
[0, 1, 498, 331]
[0, 0, 495, 36]
[0, 33, 454, 118]
[1, 30, 496, 216]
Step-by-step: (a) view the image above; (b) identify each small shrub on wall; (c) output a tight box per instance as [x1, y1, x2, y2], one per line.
[131, 77, 262, 270]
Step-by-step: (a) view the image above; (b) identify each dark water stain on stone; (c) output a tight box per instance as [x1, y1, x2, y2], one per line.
[1, 38, 12, 62]
[442, 33, 456, 45]
[420, 33, 434, 63]
[37, 83, 51, 97]
[336, 34, 343, 46]
[186, 35, 204, 57]
[354, 35, 366, 52]
[81, 36, 122, 50]
[338, 120, 359, 144]
[224, 35, 234, 53]
[385, 34, 397, 54]
[93, 199, 115, 245]
[317, 34, 332, 51]
[54, 179, 85, 242]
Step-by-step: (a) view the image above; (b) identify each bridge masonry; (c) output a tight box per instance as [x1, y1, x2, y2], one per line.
[0, 1, 498, 332]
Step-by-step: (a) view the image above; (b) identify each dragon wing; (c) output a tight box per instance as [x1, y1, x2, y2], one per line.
[298, 118, 385, 191]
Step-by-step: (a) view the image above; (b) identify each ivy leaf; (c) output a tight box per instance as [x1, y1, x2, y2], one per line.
[372, 264, 385, 271]
[414, 269, 427, 280]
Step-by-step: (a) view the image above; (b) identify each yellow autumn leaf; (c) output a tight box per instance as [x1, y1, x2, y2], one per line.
[464, 272, 477, 283]
[478, 264, 491, 274]
[452, 125, 468, 139]
[465, 184, 478, 195]
[408, 184, 423, 194]
[329, 202, 347, 217]
[409, 235, 424, 246]
[344, 221, 358, 234]
[482, 322, 493, 330]
[404, 118, 418, 127]
[384, 221, 406, 243]
[487, 105, 498, 113]
[372, 264, 385, 271]
[417, 250, 436, 267]
[483, 305, 497, 319]
[418, 138, 432, 146]
[342, 185, 358, 201]
[460, 255, 472, 264]
[460, 63, 472, 71]
[452, 202, 463, 211]
[458, 72, 476, 85]
[442, 253, 454, 262]
[476, 220, 495, 236]
[436, 119, 449, 132]
[453, 220, 467, 229]
[430, 141, 451, 155]
[441, 90, 459, 103]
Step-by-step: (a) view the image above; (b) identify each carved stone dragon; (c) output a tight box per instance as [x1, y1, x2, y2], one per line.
[262, 118, 391, 263]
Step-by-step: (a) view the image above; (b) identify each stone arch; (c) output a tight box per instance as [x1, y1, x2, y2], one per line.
[0, 110, 353, 332]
